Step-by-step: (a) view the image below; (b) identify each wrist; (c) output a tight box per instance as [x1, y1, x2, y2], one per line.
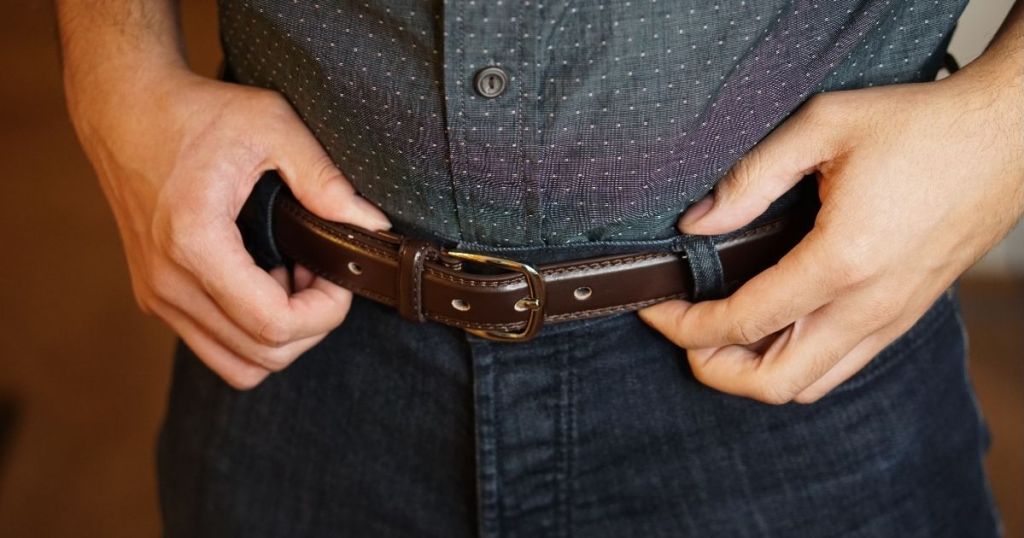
[63, 57, 196, 142]
[64, 53, 189, 114]
[940, 56, 1024, 166]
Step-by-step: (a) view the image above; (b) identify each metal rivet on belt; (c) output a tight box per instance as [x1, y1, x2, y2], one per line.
[451, 298, 471, 311]
[347, 261, 363, 275]
[573, 286, 592, 300]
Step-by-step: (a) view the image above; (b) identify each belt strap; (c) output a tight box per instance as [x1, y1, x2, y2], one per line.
[270, 190, 816, 340]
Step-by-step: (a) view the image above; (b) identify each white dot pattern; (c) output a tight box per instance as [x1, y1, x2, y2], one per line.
[219, 0, 967, 247]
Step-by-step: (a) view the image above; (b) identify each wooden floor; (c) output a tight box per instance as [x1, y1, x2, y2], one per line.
[0, 2, 1019, 536]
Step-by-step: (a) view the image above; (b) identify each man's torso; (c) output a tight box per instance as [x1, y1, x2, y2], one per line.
[218, 0, 966, 247]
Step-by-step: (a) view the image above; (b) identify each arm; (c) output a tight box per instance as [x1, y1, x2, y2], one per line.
[58, 1, 391, 389]
[640, 2, 1024, 404]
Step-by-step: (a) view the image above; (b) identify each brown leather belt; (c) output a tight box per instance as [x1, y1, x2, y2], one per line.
[271, 190, 816, 341]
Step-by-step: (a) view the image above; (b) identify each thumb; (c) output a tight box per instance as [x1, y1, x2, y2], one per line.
[679, 99, 841, 236]
[270, 120, 391, 231]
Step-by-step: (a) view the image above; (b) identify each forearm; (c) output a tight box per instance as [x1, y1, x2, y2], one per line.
[953, 1, 1024, 98]
[56, 0, 189, 120]
[978, 0, 1024, 74]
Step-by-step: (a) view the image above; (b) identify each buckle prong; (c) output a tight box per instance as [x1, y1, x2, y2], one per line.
[443, 250, 546, 341]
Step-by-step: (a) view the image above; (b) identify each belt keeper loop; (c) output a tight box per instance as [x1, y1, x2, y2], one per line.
[679, 235, 726, 301]
[397, 239, 437, 323]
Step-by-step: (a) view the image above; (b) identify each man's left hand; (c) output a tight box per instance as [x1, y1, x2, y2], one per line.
[638, 68, 1023, 404]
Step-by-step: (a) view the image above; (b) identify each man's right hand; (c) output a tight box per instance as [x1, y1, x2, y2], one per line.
[65, 66, 391, 389]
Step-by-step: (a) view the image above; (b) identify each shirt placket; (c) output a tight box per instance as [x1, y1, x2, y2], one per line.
[443, 0, 541, 246]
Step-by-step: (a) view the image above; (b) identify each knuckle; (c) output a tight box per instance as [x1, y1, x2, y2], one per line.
[829, 245, 875, 287]
[226, 368, 270, 391]
[721, 155, 761, 199]
[851, 280, 906, 327]
[255, 316, 294, 347]
[727, 316, 769, 345]
[128, 278, 157, 315]
[865, 296, 902, 326]
[309, 153, 345, 186]
[686, 354, 711, 383]
[755, 381, 797, 405]
[887, 316, 917, 340]
[258, 94, 302, 131]
[256, 346, 297, 371]
[146, 265, 178, 301]
[252, 89, 291, 115]
[159, 218, 199, 267]
[690, 366, 720, 393]
[793, 389, 825, 405]
[134, 294, 156, 316]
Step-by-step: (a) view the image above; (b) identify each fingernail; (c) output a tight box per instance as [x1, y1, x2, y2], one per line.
[679, 195, 715, 230]
[353, 195, 392, 230]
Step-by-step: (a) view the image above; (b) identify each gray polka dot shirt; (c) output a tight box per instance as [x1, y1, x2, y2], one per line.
[219, 0, 966, 247]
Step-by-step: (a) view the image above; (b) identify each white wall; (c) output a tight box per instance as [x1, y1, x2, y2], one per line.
[950, 0, 1024, 276]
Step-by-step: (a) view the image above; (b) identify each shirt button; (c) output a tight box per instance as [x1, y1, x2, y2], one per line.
[474, 66, 509, 98]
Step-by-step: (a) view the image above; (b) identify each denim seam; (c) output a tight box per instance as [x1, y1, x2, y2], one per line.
[562, 350, 577, 538]
[553, 347, 568, 538]
[472, 346, 502, 538]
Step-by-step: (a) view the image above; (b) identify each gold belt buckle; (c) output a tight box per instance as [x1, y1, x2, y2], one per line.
[442, 250, 546, 341]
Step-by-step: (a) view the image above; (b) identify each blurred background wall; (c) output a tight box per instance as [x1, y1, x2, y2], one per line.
[0, 1, 1019, 536]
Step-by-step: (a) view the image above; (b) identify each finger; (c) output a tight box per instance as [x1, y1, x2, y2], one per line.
[749, 303, 875, 403]
[155, 269, 330, 371]
[184, 225, 354, 347]
[791, 331, 891, 404]
[154, 300, 272, 390]
[679, 97, 842, 236]
[293, 263, 316, 291]
[792, 310, 923, 403]
[269, 266, 292, 292]
[683, 327, 793, 402]
[638, 226, 839, 349]
[268, 111, 390, 231]
[685, 302, 872, 404]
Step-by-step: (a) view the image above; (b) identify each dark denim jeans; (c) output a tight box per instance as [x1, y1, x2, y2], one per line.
[158, 279, 1001, 537]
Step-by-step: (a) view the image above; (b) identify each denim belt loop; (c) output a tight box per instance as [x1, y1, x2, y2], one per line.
[675, 235, 726, 301]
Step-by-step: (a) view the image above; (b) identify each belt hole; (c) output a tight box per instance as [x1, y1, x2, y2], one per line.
[347, 261, 363, 275]
[573, 286, 592, 301]
[451, 298, 471, 312]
